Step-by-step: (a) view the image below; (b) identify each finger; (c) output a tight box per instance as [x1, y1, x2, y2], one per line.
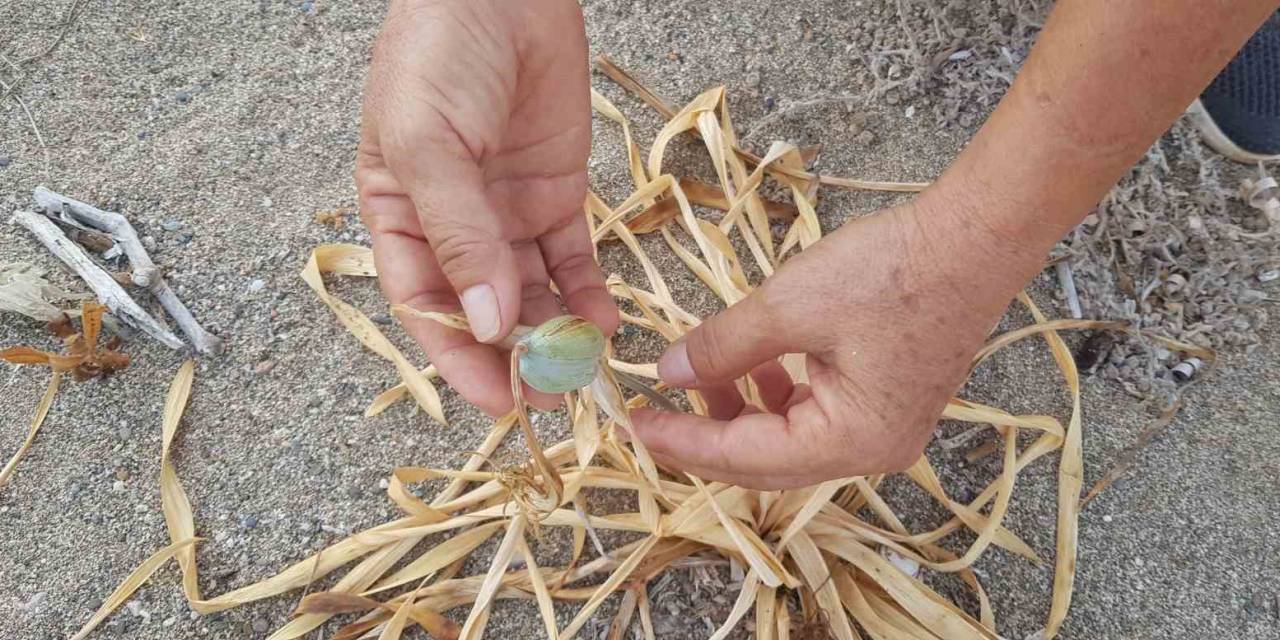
[695, 382, 746, 421]
[747, 361, 795, 414]
[367, 223, 516, 417]
[539, 212, 619, 335]
[632, 406, 829, 479]
[646, 447, 820, 490]
[506, 241, 565, 410]
[784, 383, 813, 410]
[657, 289, 791, 388]
[386, 135, 523, 345]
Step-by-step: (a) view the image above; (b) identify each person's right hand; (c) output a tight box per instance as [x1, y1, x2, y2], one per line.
[356, 0, 617, 416]
[631, 198, 1044, 490]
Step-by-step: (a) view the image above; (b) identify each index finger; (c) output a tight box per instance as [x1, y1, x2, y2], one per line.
[631, 406, 832, 488]
[538, 212, 619, 335]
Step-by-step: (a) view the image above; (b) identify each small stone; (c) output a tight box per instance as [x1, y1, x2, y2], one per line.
[241, 515, 259, 529]
[179, 232, 194, 244]
[142, 235, 157, 251]
[370, 312, 393, 325]
[1102, 514, 1112, 523]
[347, 486, 362, 499]
[252, 618, 270, 633]
[254, 359, 276, 374]
[175, 90, 192, 104]
[378, 478, 390, 489]
[115, 467, 130, 482]
[262, 197, 274, 208]
[19, 591, 47, 614]
[248, 279, 266, 292]
[763, 96, 775, 110]
[855, 130, 876, 146]
[118, 426, 132, 440]
[112, 480, 126, 492]
[163, 616, 177, 627]
[162, 220, 183, 232]
[0, 155, 10, 168]
[300, 0, 315, 13]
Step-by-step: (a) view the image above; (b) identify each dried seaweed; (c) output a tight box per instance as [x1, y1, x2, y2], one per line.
[74, 66, 1098, 640]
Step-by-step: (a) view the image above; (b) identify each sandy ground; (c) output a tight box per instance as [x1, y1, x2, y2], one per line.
[1, 1, 1277, 638]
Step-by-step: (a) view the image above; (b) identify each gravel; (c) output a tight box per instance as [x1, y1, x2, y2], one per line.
[1, 1, 1276, 639]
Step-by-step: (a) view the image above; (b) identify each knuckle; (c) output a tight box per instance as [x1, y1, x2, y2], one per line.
[689, 322, 733, 380]
[431, 224, 497, 280]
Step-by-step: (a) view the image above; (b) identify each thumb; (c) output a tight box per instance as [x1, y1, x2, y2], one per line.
[406, 158, 521, 344]
[658, 290, 792, 388]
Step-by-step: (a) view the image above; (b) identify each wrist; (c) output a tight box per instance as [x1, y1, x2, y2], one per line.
[899, 187, 1050, 318]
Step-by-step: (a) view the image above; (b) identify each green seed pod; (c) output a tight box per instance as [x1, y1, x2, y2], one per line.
[516, 315, 605, 393]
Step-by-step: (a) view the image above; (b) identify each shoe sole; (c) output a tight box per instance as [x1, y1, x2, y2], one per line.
[1186, 98, 1280, 164]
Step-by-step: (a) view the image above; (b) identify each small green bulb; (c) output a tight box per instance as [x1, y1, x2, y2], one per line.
[516, 315, 605, 393]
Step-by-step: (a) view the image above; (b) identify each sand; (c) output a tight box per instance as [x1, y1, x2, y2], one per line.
[1, 1, 1276, 638]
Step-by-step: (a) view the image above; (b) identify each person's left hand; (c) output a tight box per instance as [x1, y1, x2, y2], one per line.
[355, 0, 616, 416]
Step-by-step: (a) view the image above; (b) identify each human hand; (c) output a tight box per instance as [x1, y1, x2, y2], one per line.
[356, 0, 617, 416]
[632, 199, 1040, 490]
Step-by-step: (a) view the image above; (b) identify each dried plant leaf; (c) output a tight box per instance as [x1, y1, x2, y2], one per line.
[460, 514, 526, 639]
[301, 245, 446, 425]
[0, 372, 59, 489]
[0, 262, 75, 322]
[69, 538, 200, 640]
[73, 63, 1095, 640]
[159, 360, 200, 602]
[0, 345, 53, 365]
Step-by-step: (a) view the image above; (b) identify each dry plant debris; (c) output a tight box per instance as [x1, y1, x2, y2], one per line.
[0, 301, 129, 382]
[67, 64, 1217, 640]
[1, 302, 129, 490]
[0, 262, 85, 323]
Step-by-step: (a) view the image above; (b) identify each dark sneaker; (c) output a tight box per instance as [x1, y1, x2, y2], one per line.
[1189, 12, 1280, 163]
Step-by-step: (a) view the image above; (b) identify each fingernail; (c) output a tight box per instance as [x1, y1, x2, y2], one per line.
[460, 284, 500, 342]
[657, 341, 697, 387]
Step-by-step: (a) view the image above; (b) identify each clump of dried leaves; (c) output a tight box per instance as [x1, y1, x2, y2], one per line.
[62, 61, 1207, 640]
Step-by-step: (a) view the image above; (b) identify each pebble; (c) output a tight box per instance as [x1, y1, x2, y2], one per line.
[378, 478, 390, 489]
[162, 219, 183, 232]
[248, 279, 266, 292]
[252, 618, 270, 633]
[175, 90, 192, 104]
[19, 591, 47, 614]
[370, 312, 393, 325]
[300, 0, 315, 14]
[163, 616, 177, 627]
[763, 96, 775, 110]
[115, 467, 131, 482]
[1102, 514, 1113, 523]
[0, 155, 10, 168]
[254, 359, 276, 374]
[112, 480, 126, 492]
[241, 515, 259, 529]
[142, 235, 157, 251]
[855, 130, 876, 146]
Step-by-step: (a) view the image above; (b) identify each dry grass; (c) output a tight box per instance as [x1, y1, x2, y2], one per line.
[53, 62, 1200, 640]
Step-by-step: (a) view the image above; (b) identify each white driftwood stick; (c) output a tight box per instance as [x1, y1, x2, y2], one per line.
[9, 209, 186, 350]
[32, 187, 223, 354]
